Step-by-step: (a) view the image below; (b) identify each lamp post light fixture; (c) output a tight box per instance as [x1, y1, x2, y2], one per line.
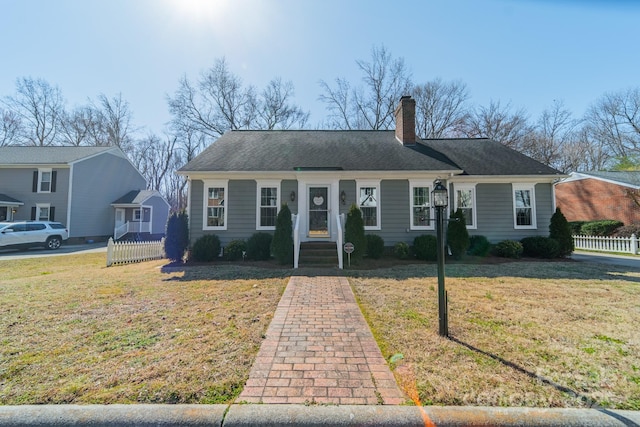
[432, 179, 449, 337]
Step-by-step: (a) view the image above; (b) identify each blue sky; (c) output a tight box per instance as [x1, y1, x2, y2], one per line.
[1, 0, 638, 136]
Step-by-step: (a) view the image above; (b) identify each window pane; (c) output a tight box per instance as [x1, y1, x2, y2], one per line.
[207, 207, 225, 226]
[457, 190, 472, 208]
[362, 207, 377, 227]
[460, 208, 473, 226]
[360, 187, 377, 207]
[413, 187, 430, 208]
[413, 207, 430, 227]
[260, 207, 277, 227]
[207, 186, 226, 227]
[40, 172, 51, 192]
[516, 208, 531, 226]
[38, 207, 49, 220]
[261, 187, 277, 208]
[515, 190, 531, 208]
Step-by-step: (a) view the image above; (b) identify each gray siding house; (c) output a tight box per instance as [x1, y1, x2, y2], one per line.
[0, 146, 169, 243]
[178, 96, 564, 267]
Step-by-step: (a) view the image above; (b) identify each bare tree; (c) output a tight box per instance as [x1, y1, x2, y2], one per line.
[2, 77, 64, 146]
[319, 45, 412, 130]
[413, 79, 470, 138]
[259, 78, 309, 129]
[0, 108, 22, 146]
[58, 106, 94, 146]
[524, 100, 579, 170]
[167, 57, 308, 141]
[584, 87, 640, 160]
[94, 93, 135, 152]
[556, 129, 611, 173]
[462, 100, 533, 150]
[132, 133, 178, 192]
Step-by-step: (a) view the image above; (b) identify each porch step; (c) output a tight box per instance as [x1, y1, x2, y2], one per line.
[299, 242, 338, 267]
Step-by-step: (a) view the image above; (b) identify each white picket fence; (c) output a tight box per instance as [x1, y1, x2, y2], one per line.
[106, 237, 165, 267]
[573, 234, 639, 255]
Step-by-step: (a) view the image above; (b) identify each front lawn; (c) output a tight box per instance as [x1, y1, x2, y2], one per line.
[1, 253, 638, 408]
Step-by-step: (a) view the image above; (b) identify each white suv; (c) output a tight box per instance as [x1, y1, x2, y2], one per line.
[0, 221, 69, 250]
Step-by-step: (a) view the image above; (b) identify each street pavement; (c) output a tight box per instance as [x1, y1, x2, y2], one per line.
[0, 242, 107, 261]
[571, 250, 640, 269]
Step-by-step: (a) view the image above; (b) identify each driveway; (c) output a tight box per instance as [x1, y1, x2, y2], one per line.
[0, 242, 107, 261]
[571, 250, 640, 269]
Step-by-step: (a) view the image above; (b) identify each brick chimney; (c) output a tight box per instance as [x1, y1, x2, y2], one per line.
[394, 96, 416, 145]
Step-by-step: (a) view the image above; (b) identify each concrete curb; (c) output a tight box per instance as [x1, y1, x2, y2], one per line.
[1, 404, 639, 426]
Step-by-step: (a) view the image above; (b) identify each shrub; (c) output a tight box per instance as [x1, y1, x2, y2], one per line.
[580, 220, 624, 236]
[345, 204, 366, 263]
[224, 239, 246, 261]
[468, 235, 491, 257]
[365, 234, 385, 259]
[568, 221, 586, 235]
[447, 208, 470, 260]
[272, 204, 293, 265]
[191, 234, 221, 262]
[549, 208, 574, 257]
[413, 235, 438, 261]
[246, 232, 273, 261]
[164, 210, 189, 263]
[611, 223, 640, 237]
[521, 236, 560, 259]
[393, 242, 410, 260]
[492, 240, 523, 259]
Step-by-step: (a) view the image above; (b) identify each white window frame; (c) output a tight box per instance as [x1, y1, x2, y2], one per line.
[36, 203, 51, 221]
[38, 168, 52, 193]
[133, 208, 142, 221]
[454, 184, 477, 230]
[357, 180, 381, 231]
[409, 180, 434, 230]
[203, 180, 228, 230]
[256, 180, 281, 230]
[512, 183, 537, 229]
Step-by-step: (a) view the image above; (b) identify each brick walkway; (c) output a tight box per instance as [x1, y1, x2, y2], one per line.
[238, 276, 406, 405]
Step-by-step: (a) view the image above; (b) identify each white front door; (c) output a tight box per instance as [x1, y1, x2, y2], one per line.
[308, 186, 330, 237]
[115, 208, 126, 228]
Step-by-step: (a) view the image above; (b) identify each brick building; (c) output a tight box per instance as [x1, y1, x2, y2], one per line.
[555, 171, 640, 225]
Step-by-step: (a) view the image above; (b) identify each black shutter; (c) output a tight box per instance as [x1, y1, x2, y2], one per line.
[51, 171, 57, 192]
[32, 171, 38, 192]
[31, 207, 36, 220]
[50, 207, 55, 221]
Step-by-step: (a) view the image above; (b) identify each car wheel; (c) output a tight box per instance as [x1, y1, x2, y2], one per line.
[46, 236, 62, 250]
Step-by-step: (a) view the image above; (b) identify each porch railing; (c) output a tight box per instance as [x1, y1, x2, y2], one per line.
[292, 213, 300, 269]
[114, 221, 152, 240]
[106, 237, 165, 267]
[573, 234, 639, 255]
[336, 213, 345, 269]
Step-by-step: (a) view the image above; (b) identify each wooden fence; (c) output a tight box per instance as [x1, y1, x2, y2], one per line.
[573, 234, 639, 255]
[106, 237, 165, 267]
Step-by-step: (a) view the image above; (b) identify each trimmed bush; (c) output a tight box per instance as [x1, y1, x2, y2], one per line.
[568, 221, 586, 235]
[246, 232, 272, 261]
[393, 242, 410, 260]
[521, 236, 560, 259]
[413, 235, 438, 261]
[611, 223, 640, 237]
[164, 210, 189, 263]
[580, 220, 624, 236]
[447, 208, 470, 260]
[549, 208, 574, 257]
[272, 204, 293, 265]
[468, 235, 491, 257]
[191, 234, 221, 262]
[224, 239, 246, 261]
[345, 204, 366, 263]
[365, 234, 385, 259]
[492, 240, 523, 259]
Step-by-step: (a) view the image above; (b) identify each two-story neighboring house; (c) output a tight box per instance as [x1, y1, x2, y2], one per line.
[178, 96, 565, 268]
[0, 146, 169, 243]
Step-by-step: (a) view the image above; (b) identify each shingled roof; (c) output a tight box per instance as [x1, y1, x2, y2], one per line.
[179, 130, 563, 177]
[0, 146, 117, 165]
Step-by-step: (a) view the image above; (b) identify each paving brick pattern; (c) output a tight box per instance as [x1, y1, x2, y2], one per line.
[238, 276, 406, 405]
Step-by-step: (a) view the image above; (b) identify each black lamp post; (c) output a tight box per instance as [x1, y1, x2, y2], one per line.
[432, 180, 449, 337]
